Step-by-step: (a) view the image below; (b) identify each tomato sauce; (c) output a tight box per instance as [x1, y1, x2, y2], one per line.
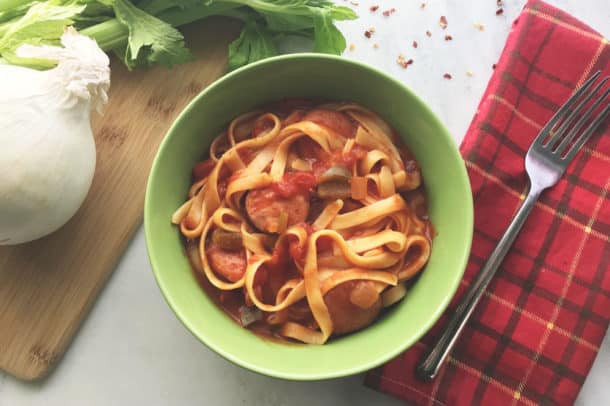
[270, 172, 317, 198]
[182, 99, 435, 344]
[192, 159, 215, 181]
[186, 240, 299, 343]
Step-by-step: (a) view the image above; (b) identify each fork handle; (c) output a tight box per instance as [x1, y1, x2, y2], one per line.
[416, 185, 542, 381]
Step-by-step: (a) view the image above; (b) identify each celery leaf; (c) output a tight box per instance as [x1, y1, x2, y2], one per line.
[227, 18, 277, 71]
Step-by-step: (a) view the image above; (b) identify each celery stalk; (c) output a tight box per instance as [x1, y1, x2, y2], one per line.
[82, 2, 241, 51]
[0, 0, 29, 14]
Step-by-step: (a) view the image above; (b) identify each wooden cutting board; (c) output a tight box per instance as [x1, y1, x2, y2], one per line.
[0, 17, 241, 380]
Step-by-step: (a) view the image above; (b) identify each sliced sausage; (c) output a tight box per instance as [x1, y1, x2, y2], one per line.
[324, 281, 382, 335]
[206, 243, 246, 282]
[245, 187, 309, 233]
[303, 109, 356, 138]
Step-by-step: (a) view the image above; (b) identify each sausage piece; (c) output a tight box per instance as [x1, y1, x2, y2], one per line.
[245, 187, 309, 233]
[206, 243, 246, 282]
[303, 109, 356, 138]
[324, 281, 382, 335]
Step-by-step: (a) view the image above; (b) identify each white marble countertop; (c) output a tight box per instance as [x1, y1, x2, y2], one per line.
[1, 1, 609, 405]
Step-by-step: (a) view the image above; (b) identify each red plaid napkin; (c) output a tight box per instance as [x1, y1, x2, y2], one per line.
[365, 1, 610, 405]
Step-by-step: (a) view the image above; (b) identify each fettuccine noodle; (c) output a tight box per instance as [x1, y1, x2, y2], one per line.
[173, 100, 433, 344]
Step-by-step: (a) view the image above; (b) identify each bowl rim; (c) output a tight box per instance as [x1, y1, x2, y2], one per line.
[144, 52, 474, 380]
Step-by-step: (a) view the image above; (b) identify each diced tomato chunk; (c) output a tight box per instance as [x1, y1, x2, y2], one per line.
[271, 172, 317, 198]
[192, 159, 215, 181]
[341, 145, 368, 167]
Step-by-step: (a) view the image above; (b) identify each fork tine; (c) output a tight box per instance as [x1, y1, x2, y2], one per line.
[534, 70, 602, 147]
[555, 86, 610, 155]
[563, 104, 610, 162]
[545, 77, 609, 149]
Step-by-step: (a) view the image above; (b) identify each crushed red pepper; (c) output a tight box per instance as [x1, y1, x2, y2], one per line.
[426, 30, 432, 37]
[444, 34, 453, 41]
[413, 40, 418, 48]
[439, 16, 448, 29]
[369, 5, 379, 12]
[443, 73, 452, 79]
[397, 54, 413, 69]
[496, 8, 504, 15]
[382, 8, 396, 17]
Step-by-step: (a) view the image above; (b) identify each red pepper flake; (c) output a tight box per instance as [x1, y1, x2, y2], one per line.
[370, 5, 379, 12]
[412, 40, 418, 48]
[444, 34, 453, 41]
[426, 30, 432, 37]
[496, 8, 504, 15]
[382, 8, 396, 17]
[364, 30, 372, 38]
[497, 0, 504, 6]
[397, 54, 412, 69]
[443, 73, 452, 79]
[492, 64, 497, 70]
[439, 16, 448, 29]
[420, 2, 426, 9]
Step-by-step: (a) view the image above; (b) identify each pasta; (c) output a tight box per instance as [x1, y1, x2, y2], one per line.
[172, 100, 433, 344]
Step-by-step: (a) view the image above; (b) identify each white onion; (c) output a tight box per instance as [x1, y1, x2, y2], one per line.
[0, 28, 110, 245]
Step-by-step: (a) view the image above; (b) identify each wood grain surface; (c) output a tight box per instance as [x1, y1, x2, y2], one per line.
[0, 17, 240, 380]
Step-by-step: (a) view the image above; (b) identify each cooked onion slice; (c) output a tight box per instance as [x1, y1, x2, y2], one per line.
[382, 283, 407, 307]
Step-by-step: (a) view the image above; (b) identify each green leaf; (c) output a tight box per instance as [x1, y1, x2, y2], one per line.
[244, 1, 356, 33]
[102, 0, 192, 69]
[0, 0, 85, 68]
[0, 1, 34, 24]
[227, 18, 277, 71]
[312, 9, 345, 55]
[328, 5, 357, 21]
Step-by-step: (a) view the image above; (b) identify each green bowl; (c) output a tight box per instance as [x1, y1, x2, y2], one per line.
[144, 53, 473, 380]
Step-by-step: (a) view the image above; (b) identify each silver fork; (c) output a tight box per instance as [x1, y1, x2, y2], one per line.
[417, 71, 610, 381]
